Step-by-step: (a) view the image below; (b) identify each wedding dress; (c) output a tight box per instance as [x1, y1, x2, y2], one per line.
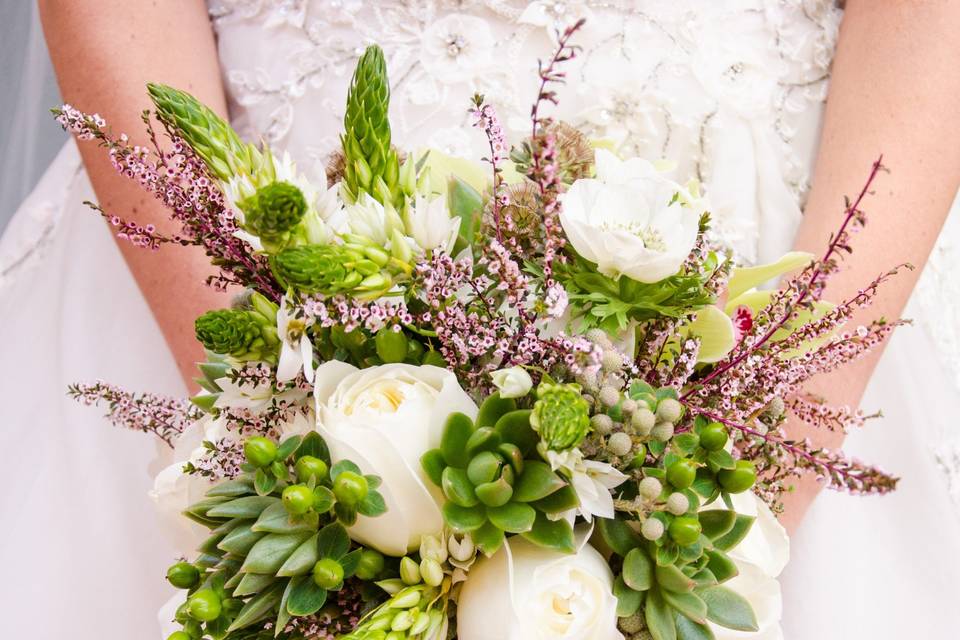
[3, 1, 959, 638]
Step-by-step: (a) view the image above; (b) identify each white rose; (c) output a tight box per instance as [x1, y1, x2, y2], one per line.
[313, 361, 478, 556]
[558, 149, 702, 283]
[406, 194, 460, 254]
[458, 535, 623, 640]
[490, 366, 534, 398]
[703, 491, 790, 640]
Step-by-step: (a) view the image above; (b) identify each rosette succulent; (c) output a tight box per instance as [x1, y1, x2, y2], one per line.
[531, 381, 591, 452]
[240, 181, 308, 252]
[194, 293, 281, 364]
[420, 393, 579, 556]
[271, 244, 392, 299]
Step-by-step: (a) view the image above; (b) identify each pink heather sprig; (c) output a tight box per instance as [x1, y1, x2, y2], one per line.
[302, 295, 413, 334]
[471, 94, 510, 243]
[67, 381, 199, 447]
[187, 439, 245, 480]
[788, 394, 874, 432]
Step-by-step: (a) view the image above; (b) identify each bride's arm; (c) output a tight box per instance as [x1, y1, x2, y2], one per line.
[779, 0, 960, 532]
[38, 0, 231, 387]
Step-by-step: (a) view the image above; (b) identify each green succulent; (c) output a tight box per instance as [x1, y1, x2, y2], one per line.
[195, 294, 280, 364]
[147, 83, 264, 181]
[169, 432, 387, 639]
[341, 45, 402, 209]
[531, 381, 591, 452]
[420, 394, 579, 557]
[240, 181, 308, 253]
[271, 244, 393, 299]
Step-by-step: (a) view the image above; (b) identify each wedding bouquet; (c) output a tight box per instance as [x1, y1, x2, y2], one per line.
[59, 21, 902, 640]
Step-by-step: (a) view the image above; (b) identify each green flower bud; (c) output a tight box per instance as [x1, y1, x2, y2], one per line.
[166, 562, 200, 590]
[295, 455, 329, 483]
[313, 557, 345, 589]
[272, 244, 383, 296]
[243, 181, 307, 237]
[195, 309, 262, 357]
[333, 471, 369, 506]
[531, 382, 591, 452]
[282, 484, 315, 515]
[420, 558, 444, 587]
[244, 436, 277, 468]
[355, 549, 385, 581]
[400, 556, 421, 585]
[187, 589, 222, 622]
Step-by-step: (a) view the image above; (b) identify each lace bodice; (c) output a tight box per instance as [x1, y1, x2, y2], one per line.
[207, 0, 842, 264]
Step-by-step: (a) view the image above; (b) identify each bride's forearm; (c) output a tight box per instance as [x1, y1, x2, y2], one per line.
[39, 0, 231, 388]
[779, 0, 960, 532]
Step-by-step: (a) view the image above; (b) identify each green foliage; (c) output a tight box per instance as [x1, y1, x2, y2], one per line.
[421, 405, 576, 556]
[552, 250, 721, 334]
[168, 432, 386, 640]
[341, 45, 402, 208]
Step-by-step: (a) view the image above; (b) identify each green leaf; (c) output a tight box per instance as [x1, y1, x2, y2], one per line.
[296, 432, 331, 466]
[275, 580, 295, 637]
[673, 433, 700, 456]
[656, 563, 695, 593]
[705, 550, 739, 583]
[512, 460, 565, 502]
[656, 544, 679, 567]
[475, 393, 517, 428]
[531, 484, 580, 515]
[442, 467, 479, 507]
[465, 427, 502, 456]
[185, 496, 231, 520]
[234, 572, 276, 597]
[277, 435, 303, 461]
[629, 380, 655, 399]
[727, 251, 813, 301]
[286, 575, 328, 617]
[420, 449, 446, 487]
[494, 410, 538, 455]
[207, 496, 279, 520]
[441, 412, 475, 468]
[340, 548, 362, 578]
[707, 450, 736, 472]
[596, 517, 642, 557]
[698, 510, 737, 540]
[691, 569, 718, 588]
[711, 515, 756, 552]
[520, 512, 575, 553]
[442, 502, 486, 532]
[699, 586, 759, 632]
[473, 521, 505, 556]
[614, 575, 645, 617]
[227, 583, 285, 633]
[663, 590, 708, 625]
[242, 532, 312, 574]
[447, 175, 483, 254]
[255, 468, 279, 496]
[330, 459, 362, 482]
[358, 490, 387, 517]
[692, 469, 719, 501]
[622, 547, 654, 591]
[206, 477, 255, 498]
[219, 523, 267, 556]
[645, 588, 678, 640]
[675, 613, 716, 640]
[312, 486, 335, 513]
[317, 523, 350, 560]
[487, 502, 536, 533]
[252, 502, 316, 534]
[277, 533, 319, 577]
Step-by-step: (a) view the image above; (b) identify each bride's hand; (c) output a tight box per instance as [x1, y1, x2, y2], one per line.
[780, 0, 960, 533]
[38, 0, 231, 388]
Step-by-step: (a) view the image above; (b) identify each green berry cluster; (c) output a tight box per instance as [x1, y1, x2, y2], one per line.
[167, 432, 388, 638]
[194, 293, 280, 364]
[420, 393, 579, 556]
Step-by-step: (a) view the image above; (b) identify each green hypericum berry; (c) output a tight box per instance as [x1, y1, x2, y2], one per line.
[295, 455, 329, 483]
[375, 327, 409, 363]
[282, 484, 315, 515]
[666, 459, 697, 490]
[355, 549, 385, 581]
[718, 460, 757, 494]
[167, 632, 192, 640]
[333, 471, 369, 506]
[313, 558, 345, 589]
[244, 436, 277, 468]
[195, 309, 261, 357]
[668, 516, 702, 546]
[699, 422, 728, 451]
[166, 562, 200, 589]
[531, 382, 592, 451]
[243, 181, 307, 239]
[272, 244, 384, 296]
[187, 588, 222, 622]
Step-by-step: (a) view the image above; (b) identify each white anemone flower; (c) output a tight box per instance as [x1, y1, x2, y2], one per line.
[276, 296, 315, 384]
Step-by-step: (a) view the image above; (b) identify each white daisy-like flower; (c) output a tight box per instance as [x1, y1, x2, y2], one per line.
[276, 295, 315, 384]
[546, 448, 628, 522]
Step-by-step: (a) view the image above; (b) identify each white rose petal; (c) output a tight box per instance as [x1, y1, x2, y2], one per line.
[458, 534, 623, 640]
[314, 361, 478, 556]
[490, 366, 534, 399]
[559, 149, 703, 284]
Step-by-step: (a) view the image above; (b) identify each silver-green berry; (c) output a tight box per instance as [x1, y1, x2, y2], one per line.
[601, 349, 624, 372]
[655, 398, 682, 423]
[641, 518, 665, 541]
[638, 477, 662, 500]
[599, 386, 621, 408]
[631, 408, 656, 436]
[607, 432, 633, 457]
[620, 399, 638, 415]
[666, 492, 690, 515]
[618, 614, 646, 634]
[590, 413, 614, 435]
[651, 421, 675, 442]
